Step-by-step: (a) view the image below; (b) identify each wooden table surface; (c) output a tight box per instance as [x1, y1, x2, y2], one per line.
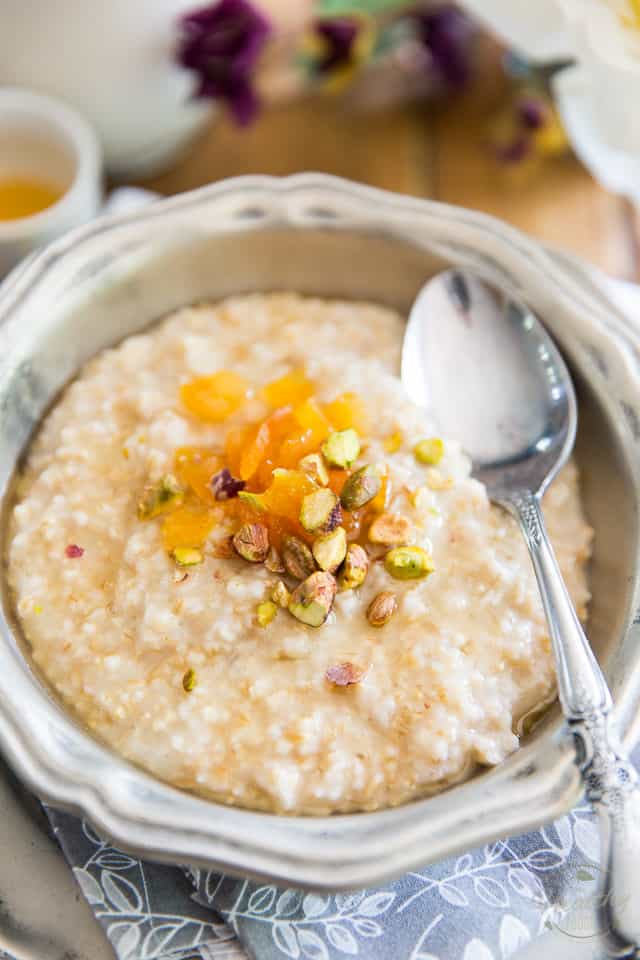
[141, 46, 640, 284]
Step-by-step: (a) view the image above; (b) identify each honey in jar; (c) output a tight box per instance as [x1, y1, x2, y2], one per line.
[0, 176, 62, 221]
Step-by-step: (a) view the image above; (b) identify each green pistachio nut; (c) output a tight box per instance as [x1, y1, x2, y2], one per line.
[173, 547, 203, 566]
[413, 437, 444, 465]
[340, 465, 381, 511]
[256, 600, 278, 627]
[298, 453, 329, 486]
[338, 542, 369, 590]
[237, 490, 267, 511]
[281, 535, 316, 580]
[233, 523, 270, 562]
[384, 545, 434, 580]
[288, 571, 337, 627]
[312, 526, 348, 573]
[367, 590, 398, 626]
[271, 579, 291, 608]
[137, 474, 184, 520]
[322, 429, 360, 468]
[300, 487, 342, 533]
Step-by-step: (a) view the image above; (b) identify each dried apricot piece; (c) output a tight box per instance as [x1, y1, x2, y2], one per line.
[265, 406, 297, 441]
[161, 504, 217, 552]
[276, 428, 316, 469]
[263, 469, 317, 522]
[273, 399, 332, 469]
[225, 423, 255, 477]
[262, 369, 314, 408]
[240, 420, 271, 481]
[327, 469, 349, 496]
[180, 370, 249, 423]
[293, 398, 331, 440]
[324, 392, 368, 434]
[174, 447, 221, 503]
[255, 457, 277, 490]
[239, 407, 297, 482]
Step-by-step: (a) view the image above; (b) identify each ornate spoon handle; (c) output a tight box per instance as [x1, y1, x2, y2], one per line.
[504, 490, 640, 957]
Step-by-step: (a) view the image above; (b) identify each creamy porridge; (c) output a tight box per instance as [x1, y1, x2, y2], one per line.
[7, 293, 592, 815]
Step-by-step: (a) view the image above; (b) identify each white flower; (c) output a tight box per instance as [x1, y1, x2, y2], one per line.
[459, 0, 640, 203]
[554, 2, 640, 202]
[457, 0, 573, 62]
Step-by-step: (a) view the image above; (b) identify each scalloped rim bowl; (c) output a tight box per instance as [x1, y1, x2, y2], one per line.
[1, 174, 640, 890]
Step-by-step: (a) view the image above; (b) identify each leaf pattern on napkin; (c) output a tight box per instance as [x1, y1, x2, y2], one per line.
[188, 803, 606, 960]
[45, 797, 612, 960]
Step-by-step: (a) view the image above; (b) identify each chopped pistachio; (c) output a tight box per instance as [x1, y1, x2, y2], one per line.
[385, 545, 434, 580]
[300, 488, 342, 533]
[325, 662, 365, 686]
[288, 571, 337, 627]
[265, 545, 285, 573]
[282, 535, 316, 580]
[237, 490, 267, 511]
[368, 512, 413, 545]
[256, 600, 278, 627]
[137, 474, 183, 520]
[298, 452, 329, 486]
[271, 580, 291, 608]
[312, 526, 347, 573]
[340, 465, 381, 511]
[414, 437, 444, 465]
[322, 428, 360, 468]
[338, 542, 369, 590]
[426, 468, 453, 491]
[367, 591, 398, 627]
[173, 547, 203, 567]
[384, 430, 403, 454]
[233, 523, 270, 563]
[182, 668, 197, 692]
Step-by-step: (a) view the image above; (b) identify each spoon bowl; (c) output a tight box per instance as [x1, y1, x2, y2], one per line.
[403, 267, 640, 957]
[402, 269, 576, 498]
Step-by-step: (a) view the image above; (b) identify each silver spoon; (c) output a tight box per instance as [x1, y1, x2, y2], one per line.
[402, 268, 640, 957]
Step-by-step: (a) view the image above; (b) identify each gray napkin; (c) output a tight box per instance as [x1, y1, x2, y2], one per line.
[45, 770, 627, 960]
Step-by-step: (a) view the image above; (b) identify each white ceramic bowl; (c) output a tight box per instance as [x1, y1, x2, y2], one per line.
[0, 87, 102, 277]
[1, 175, 639, 889]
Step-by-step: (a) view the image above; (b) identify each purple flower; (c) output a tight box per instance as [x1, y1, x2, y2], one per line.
[517, 95, 548, 131]
[177, 0, 272, 125]
[305, 16, 375, 91]
[313, 18, 360, 77]
[492, 91, 563, 165]
[209, 468, 245, 500]
[414, 5, 475, 91]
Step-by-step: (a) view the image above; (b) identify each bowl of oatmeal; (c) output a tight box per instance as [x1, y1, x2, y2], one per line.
[0, 175, 639, 887]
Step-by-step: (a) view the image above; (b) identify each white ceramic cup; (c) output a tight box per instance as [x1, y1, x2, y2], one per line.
[0, 88, 102, 277]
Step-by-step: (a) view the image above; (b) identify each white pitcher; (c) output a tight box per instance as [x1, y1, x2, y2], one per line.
[0, 0, 212, 177]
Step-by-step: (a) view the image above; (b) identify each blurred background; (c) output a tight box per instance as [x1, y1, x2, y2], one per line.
[1, 0, 639, 281]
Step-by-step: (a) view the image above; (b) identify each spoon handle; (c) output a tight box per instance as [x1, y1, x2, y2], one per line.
[506, 490, 640, 957]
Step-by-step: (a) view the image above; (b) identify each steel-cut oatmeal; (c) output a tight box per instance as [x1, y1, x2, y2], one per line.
[7, 293, 592, 814]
